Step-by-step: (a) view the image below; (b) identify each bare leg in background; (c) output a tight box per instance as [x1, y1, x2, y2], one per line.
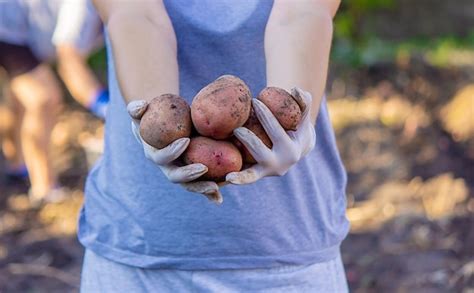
[9, 64, 62, 199]
[1, 86, 25, 170]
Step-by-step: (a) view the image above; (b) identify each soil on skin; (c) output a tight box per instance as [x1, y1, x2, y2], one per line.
[0, 58, 473, 292]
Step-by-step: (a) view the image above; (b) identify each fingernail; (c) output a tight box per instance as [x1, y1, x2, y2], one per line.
[290, 87, 298, 95]
[234, 127, 243, 133]
[190, 170, 206, 178]
[252, 99, 270, 117]
[252, 99, 263, 108]
[176, 137, 189, 145]
[173, 138, 189, 151]
[225, 172, 236, 181]
[191, 166, 208, 177]
[233, 127, 245, 137]
[203, 191, 222, 204]
[290, 88, 307, 112]
[226, 174, 241, 185]
[127, 100, 148, 119]
[203, 188, 217, 195]
[196, 163, 208, 172]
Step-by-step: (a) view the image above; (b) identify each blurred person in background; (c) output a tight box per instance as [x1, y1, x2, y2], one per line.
[0, 0, 107, 203]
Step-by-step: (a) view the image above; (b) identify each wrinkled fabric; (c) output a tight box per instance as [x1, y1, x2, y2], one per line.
[78, 0, 350, 270]
[81, 249, 349, 293]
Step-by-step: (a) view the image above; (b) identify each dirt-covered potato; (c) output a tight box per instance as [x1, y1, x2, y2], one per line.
[183, 136, 242, 181]
[140, 94, 192, 149]
[233, 108, 273, 164]
[257, 87, 303, 131]
[191, 75, 252, 139]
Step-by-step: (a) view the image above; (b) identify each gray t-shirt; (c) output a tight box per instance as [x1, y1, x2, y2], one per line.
[0, 0, 102, 60]
[78, 0, 350, 269]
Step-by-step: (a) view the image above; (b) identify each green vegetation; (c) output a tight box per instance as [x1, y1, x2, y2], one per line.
[332, 0, 474, 67]
[86, 0, 474, 69]
[332, 31, 474, 67]
[335, 0, 396, 41]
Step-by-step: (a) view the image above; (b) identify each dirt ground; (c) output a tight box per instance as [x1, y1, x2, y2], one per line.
[329, 58, 474, 292]
[0, 58, 473, 292]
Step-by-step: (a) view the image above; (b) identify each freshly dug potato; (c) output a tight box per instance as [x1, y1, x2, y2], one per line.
[257, 87, 303, 130]
[140, 94, 192, 149]
[183, 136, 242, 181]
[233, 108, 273, 164]
[191, 75, 252, 139]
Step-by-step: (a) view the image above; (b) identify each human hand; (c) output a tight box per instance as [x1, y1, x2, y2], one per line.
[226, 87, 316, 184]
[127, 100, 223, 203]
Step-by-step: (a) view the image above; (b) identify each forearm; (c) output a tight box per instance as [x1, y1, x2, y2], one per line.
[56, 45, 103, 106]
[265, 0, 339, 122]
[94, 0, 178, 103]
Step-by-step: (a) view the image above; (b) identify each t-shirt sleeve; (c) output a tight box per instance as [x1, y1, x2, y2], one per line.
[52, 0, 103, 54]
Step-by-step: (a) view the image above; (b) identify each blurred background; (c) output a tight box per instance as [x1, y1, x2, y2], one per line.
[0, 0, 473, 292]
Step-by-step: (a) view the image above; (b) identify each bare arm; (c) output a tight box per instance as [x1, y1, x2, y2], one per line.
[92, 0, 178, 102]
[265, 0, 340, 123]
[53, 0, 105, 107]
[56, 45, 103, 106]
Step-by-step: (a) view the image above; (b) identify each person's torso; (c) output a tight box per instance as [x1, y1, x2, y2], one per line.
[0, 0, 101, 61]
[79, 0, 350, 269]
[0, 0, 60, 60]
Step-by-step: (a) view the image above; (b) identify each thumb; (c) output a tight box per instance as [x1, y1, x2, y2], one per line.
[226, 164, 266, 185]
[127, 100, 148, 120]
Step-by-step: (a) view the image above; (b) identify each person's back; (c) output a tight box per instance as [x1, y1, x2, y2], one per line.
[80, 0, 349, 270]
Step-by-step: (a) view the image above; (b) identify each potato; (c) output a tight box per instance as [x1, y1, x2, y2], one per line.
[234, 87, 306, 163]
[257, 87, 303, 131]
[140, 94, 191, 149]
[233, 108, 273, 164]
[183, 136, 242, 181]
[191, 75, 251, 139]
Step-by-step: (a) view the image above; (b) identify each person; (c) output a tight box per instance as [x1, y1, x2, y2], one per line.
[80, 0, 349, 291]
[0, 0, 107, 202]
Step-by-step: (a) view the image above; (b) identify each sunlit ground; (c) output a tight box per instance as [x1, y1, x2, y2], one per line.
[328, 57, 473, 292]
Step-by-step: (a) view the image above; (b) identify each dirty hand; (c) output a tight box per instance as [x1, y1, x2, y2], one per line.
[127, 100, 223, 204]
[226, 87, 316, 184]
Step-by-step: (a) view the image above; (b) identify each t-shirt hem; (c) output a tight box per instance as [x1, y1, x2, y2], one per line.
[78, 236, 342, 270]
